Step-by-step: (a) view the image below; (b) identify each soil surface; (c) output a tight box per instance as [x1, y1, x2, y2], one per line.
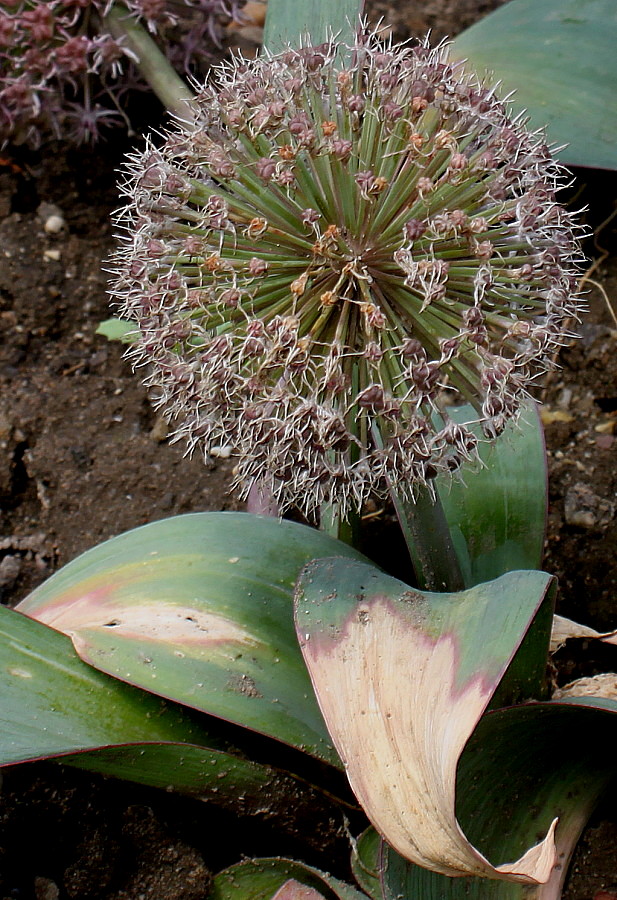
[1, 2, 617, 898]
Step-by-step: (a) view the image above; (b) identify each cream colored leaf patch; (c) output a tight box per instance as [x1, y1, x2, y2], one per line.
[26, 598, 257, 650]
[270, 880, 326, 900]
[299, 595, 557, 884]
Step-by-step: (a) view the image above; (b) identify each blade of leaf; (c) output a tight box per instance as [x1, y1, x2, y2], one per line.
[0, 605, 294, 804]
[95, 318, 139, 343]
[295, 558, 557, 882]
[451, 0, 617, 171]
[382, 697, 617, 899]
[210, 857, 368, 900]
[262, 0, 365, 56]
[351, 828, 381, 900]
[17, 512, 366, 766]
[435, 400, 547, 587]
[67, 742, 338, 829]
[0, 604, 203, 760]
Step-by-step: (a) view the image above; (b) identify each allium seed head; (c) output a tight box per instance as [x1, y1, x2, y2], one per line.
[0, 0, 241, 145]
[110, 29, 584, 518]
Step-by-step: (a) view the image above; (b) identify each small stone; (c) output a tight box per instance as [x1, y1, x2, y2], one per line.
[540, 407, 574, 425]
[596, 433, 615, 450]
[150, 416, 170, 442]
[0, 555, 21, 590]
[210, 444, 232, 459]
[43, 249, 61, 261]
[34, 875, 60, 900]
[595, 418, 616, 434]
[564, 482, 616, 530]
[556, 387, 573, 409]
[44, 214, 66, 234]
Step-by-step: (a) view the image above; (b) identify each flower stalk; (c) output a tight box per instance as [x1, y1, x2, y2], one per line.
[104, 5, 196, 125]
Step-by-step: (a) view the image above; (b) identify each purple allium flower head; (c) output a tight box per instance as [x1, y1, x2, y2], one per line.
[109, 29, 584, 518]
[0, 0, 241, 146]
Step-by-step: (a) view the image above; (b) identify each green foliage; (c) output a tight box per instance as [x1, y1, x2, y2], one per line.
[263, 0, 364, 54]
[17, 513, 366, 765]
[452, 0, 617, 170]
[435, 401, 547, 587]
[210, 858, 368, 900]
[0, 603, 310, 807]
[2, 2, 615, 897]
[95, 318, 138, 343]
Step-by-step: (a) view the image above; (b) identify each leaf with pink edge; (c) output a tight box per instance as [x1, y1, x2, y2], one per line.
[0, 604, 311, 807]
[17, 512, 366, 766]
[381, 696, 617, 899]
[210, 857, 369, 900]
[295, 558, 557, 883]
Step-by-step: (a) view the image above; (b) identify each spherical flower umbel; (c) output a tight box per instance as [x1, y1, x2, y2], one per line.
[110, 29, 583, 518]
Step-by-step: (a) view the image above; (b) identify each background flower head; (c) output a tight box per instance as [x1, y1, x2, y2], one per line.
[0, 0, 241, 146]
[110, 28, 584, 518]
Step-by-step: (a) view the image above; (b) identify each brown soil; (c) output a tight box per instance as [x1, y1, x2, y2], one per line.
[1, 2, 616, 898]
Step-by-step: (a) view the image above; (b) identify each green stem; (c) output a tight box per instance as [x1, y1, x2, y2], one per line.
[371, 424, 465, 592]
[104, 4, 195, 123]
[320, 503, 359, 546]
[392, 484, 466, 592]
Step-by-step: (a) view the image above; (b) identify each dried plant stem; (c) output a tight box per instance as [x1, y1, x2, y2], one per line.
[104, 4, 196, 124]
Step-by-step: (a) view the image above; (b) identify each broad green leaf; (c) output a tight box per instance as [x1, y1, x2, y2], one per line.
[0, 605, 291, 802]
[451, 0, 617, 171]
[211, 857, 368, 900]
[95, 317, 139, 343]
[263, 0, 365, 55]
[68, 743, 333, 822]
[382, 697, 617, 899]
[436, 401, 547, 587]
[17, 512, 365, 766]
[351, 828, 381, 900]
[295, 558, 556, 882]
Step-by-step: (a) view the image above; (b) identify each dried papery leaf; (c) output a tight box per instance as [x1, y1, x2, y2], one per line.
[553, 673, 617, 701]
[295, 559, 557, 882]
[550, 614, 617, 653]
